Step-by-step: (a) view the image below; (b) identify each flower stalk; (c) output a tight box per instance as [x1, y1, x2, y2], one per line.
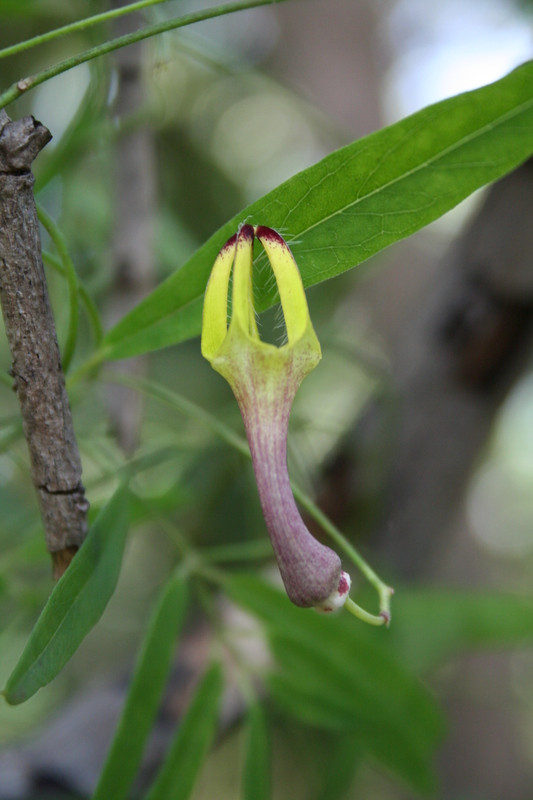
[201, 224, 388, 618]
[100, 371, 394, 623]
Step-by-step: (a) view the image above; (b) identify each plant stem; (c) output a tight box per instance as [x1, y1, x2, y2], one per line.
[36, 206, 79, 373]
[0, 424, 23, 454]
[344, 597, 386, 627]
[0, 371, 13, 388]
[0, 0, 174, 61]
[42, 251, 104, 348]
[202, 538, 273, 563]
[158, 517, 194, 561]
[67, 347, 108, 384]
[98, 372, 250, 456]
[99, 372, 393, 621]
[0, 0, 289, 111]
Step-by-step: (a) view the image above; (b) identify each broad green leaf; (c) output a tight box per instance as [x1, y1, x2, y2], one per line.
[242, 703, 271, 800]
[93, 575, 189, 800]
[225, 575, 444, 794]
[146, 661, 223, 800]
[388, 590, 533, 673]
[2, 486, 130, 705]
[102, 60, 533, 360]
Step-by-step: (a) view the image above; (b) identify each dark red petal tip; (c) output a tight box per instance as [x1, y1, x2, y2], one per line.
[221, 233, 237, 253]
[238, 223, 255, 242]
[255, 225, 285, 245]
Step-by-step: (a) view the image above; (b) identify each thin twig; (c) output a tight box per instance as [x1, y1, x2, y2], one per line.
[42, 250, 104, 347]
[0, 0, 174, 61]
[0, 111, 89, 578]
[0, 0, 289, 111]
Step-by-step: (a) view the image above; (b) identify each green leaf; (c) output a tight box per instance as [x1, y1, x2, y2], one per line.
[242, 703, 271, 800]
[388, 590, 533, 673]
[93, 575, 189, 800]
[2, 486, 130, 705]
[267, 642, 437, 794]
[225, 575, 444, 795]
[102, 60, 533, 360]
[145, 661, 223, 800]
[312, 734, 361, 800]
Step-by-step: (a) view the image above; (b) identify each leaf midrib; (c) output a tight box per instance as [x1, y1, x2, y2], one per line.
[7, 561, 103, 699]
[281, 93, 533, 244]
[103, 69, 533, 351]
[5, 516, 125, 701]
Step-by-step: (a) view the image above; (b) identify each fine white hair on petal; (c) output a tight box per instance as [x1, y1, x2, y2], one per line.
[314, 571, 352, 614]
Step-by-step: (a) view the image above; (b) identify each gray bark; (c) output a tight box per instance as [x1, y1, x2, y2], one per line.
[0, 110, 88, 579]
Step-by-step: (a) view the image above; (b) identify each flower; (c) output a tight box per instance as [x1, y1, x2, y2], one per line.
[201, 224, 350, 610]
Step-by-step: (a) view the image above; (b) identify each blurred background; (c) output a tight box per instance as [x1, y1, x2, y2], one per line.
[1, 0, 533, 797]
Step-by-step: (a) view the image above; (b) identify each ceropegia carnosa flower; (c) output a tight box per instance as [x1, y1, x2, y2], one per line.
[201, 224, 350, 610]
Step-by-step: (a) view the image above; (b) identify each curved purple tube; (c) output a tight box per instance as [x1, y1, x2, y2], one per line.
[237, 366, 342, 608]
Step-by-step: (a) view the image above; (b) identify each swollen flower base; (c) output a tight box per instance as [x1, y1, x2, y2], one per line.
[201, 224, 351, 611]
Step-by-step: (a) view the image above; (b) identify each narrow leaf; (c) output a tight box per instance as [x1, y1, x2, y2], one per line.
[102, 60, 533, 359]
[242, 703, 271, 800]
[93, 575, 189, 800]
[146, 661, 223, 800]
[2, 486, 130, 705]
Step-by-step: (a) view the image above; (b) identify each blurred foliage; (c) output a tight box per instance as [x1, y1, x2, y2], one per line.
[1, 2, 533, 800]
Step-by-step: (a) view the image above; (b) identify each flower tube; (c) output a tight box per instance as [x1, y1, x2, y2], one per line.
[201, 225, 350, 610]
